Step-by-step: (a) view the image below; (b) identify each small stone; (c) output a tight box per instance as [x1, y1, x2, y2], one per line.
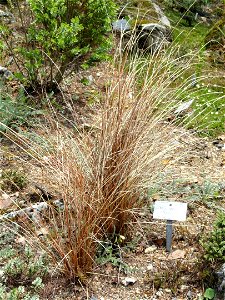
[165, 288, 172, 293]
[88, 75, 93, 83]
[0, 66, 13, 78]
[168, 249, 186, 259]
[218, 135, 225, 141]
[147, 264, 154, 271]
[180, 285, 189, 291]
[187, 290, 192, 299]
[112, 19, 131, 32]
[156, 290, 163, 296]
[215, 143, 225, 150]
[145, 245, 157, 253]
[121, 277, 137, 286]
[174, 99, 194, 114]
[135, 287, 140, 294]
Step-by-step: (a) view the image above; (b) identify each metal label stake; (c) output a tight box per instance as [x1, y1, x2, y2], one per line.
[153, 201, 187, 252]
[166, 220, 173, 252]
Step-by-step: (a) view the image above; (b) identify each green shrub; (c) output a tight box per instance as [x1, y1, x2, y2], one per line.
[202, 213, 225, 262]
[1, 0, 117, 91]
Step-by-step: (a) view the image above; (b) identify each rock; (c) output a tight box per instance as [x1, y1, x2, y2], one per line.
[187, 290, 193, 299]
[114, 0, 172, 53]
[180, 285, 189, 291]
[136, 23, 171, 53]
[213, 139, 225, 150]
[218, 135, 225, 141]
[0, 193, 13, 209]
[216, 263, 225, 296]
[168, 249, 186, 259]
[0, 9, 15, 23]
[0, 66, 13, 79]
[191, 73, 198, 87]
[112, 19, 131, 32]
[174, 99, 194, 115]
[145, 245, 157, 253]
[152, 3, 171, 27]
[156, 289, 163, 296]
[121, 277, 137, 286]
[147, 264, 154, 271]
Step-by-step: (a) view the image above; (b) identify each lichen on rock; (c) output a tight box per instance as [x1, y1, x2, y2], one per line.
[114, 0, 172, 53]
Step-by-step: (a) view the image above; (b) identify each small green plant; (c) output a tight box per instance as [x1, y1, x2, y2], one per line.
[0, 226, 48, 300]
[202, 213, 225, 262]
[96, 236, 130, 273]
[192, 181, 223, 202]
[1, 169, 27, 191]
[199, 287, 215, 300]
[148, 179, 224, 203]
[0, 284, 40, 300]
[0, 84, 43, 133]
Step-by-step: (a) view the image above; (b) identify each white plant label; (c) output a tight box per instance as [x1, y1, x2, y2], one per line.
[153, 201, 187, 222]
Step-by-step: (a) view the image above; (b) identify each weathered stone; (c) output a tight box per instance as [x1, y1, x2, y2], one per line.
[114, 0, 172, 53]
[216, 263, 225, 297]
[145, 245, 157, 253]
[0, 9, 15, 22]
[112, 19, 131, 32]
[0, 66, 13, 79]
[121, 276, 137, 286]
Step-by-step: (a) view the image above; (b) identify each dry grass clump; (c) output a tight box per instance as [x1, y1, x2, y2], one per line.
[2, 46, 199, 281]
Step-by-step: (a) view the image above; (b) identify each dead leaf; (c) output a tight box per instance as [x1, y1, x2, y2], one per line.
[168, 249, 186, 260]
[162, 159, 171, 165]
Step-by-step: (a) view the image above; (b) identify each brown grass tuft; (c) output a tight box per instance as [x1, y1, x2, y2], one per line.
[2, 44, 202, 280]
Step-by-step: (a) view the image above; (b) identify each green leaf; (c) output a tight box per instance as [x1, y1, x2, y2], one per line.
[14, 72, 24, 81]
[204, 288, 215, 299]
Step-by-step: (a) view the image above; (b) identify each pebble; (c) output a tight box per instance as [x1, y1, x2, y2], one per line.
[187, 290, 193, 299]
[180, 284, 189, 291]
[147, 264, 154, 271]
[121, 276, 137, 286]
[145, 245, 157, 253]
[156, 290, 163, 297]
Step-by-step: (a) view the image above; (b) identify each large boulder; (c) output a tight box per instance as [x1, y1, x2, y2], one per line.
[113, 0, 171, 53]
